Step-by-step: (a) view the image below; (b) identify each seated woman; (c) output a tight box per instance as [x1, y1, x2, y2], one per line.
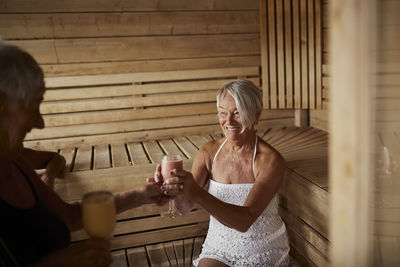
[156, 80, 290, 266]
[0, 43, 166, 266]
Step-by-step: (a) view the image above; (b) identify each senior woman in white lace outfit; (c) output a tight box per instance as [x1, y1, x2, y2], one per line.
[156, 80, 290, 266]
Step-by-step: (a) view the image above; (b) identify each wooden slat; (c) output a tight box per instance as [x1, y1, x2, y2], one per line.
[163, 242, 178, 267]
[192, 237, 205, 262]
[41, 56, 261, 77]
[127, 247, 149, 267]
[12, 34, 260, 64]
[0, 11, 259, 39]
[110, 250, 128, 267]
[293, 0, 301, 108]
[158, 139, 185, 158]
[300, 0, 308, 109]
[111, 143, 130, 167]
[315, 0, 323, 109]
[73, 146, 92, 172]
[268, 0, 278, 108]
[284, 0, 294, 108]
[93, 144, 110, 170]
[186, 135, 213, 150]
[173, 240, 185, 267]
[24, 124, 224, 150]
[127, 142, 149, 165]
[377, 236, 400, 266]
[276, 0, 286, 108]
[44, 67, 259, 88]
[146, 243, 170, 267]
[142, 141, 165, 164]
[44, 77, 259, 102]
[0, 0, 259, 12]
[308, 0, 316, 109]
[43, 103, 217, 128]
[260, 0, 270, 109]
[173, 137, 199, 159]
[183, 238, 194, 267]
[27, 114, 220, 140]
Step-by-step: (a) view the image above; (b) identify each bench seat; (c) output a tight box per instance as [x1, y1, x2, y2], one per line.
[25, 126, 329, 266]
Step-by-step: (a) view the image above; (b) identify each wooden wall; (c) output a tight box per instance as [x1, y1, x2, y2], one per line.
[0, 0, 295, 147]
[259, 0, 322, 110]
[0, 0, 261, 77]
[373, 0, 400, 265]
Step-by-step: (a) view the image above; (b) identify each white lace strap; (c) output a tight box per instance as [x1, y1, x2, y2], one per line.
[211, 138, 228, 172]
[252, 136, 258, 173]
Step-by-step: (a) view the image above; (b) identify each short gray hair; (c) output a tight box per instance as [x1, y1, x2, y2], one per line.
[0, 42, 45, 106]
[216, 80, 262, 131]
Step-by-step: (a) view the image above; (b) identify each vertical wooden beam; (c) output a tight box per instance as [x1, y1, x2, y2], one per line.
[293, 0, 301, 109]
[315, 0, 322, 109]
[308, 0, 316, 109]
[276, 0, 286, 108]
[300, 0, 309, 109]
[268, 0, 278, 108]
[284, 0, 294, 109]
[329, 0, 376, 266]
[260, 0, 270, 109]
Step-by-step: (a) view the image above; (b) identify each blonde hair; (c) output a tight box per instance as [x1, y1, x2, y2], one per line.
[216, 80, 262, 132]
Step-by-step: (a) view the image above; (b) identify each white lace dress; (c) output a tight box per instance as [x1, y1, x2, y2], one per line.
[193, 137, 290, 266]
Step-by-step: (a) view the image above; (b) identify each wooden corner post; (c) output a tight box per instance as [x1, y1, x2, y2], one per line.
[329, 0, 376, 266]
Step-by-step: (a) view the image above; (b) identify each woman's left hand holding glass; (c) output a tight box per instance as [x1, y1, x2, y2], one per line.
[161, 169, 197, 198]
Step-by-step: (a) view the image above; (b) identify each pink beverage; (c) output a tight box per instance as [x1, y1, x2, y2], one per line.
[161, 155, 183, 180]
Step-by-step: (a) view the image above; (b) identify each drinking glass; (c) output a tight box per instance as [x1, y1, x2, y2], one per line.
[82, 190, 116, 239]
[161, 154, 183, 218]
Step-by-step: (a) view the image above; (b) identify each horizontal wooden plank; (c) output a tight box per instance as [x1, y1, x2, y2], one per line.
[43, 77, 260, 101]
[279, 169, 329, 239]
[32, 110, 294, 140]
[0, 11, 259, 39]
[71, 209, 209, 242]
[55, 160, 192, 201]
[40, 91, 216, 114]
[44, 66, 259, 87]
[24, 118, 291, 150]
[0, 0, 259, 12]
[11, 34, 260, 64]
[110, 222, 209, 250]
[42, 103, 217, 127]
[27, 114, 220, 140]
[41, 55, 261, 77]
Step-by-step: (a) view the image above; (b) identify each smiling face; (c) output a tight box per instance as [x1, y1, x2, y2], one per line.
[1, 94, 44, 153]
[217, 93, 243, 140]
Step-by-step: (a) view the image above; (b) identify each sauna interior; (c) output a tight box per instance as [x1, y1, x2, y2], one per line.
[0, 0, 398, 266]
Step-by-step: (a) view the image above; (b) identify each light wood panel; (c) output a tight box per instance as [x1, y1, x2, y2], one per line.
[0, 11, 259, 39]
[259, 0, 323, 110]
[0, 0, 259, 12]
[329, 0, 375, 265]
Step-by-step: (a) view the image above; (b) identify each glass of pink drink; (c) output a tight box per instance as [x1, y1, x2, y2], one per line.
[161, 154, 183, 218]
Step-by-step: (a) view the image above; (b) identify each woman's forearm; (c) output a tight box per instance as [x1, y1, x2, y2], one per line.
[190, 186, 255, 232]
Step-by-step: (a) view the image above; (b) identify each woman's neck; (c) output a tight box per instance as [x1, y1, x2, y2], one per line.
[226, 129, 256, 153]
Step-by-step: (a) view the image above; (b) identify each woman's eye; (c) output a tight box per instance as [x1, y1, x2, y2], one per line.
[234, 111, 240, 116]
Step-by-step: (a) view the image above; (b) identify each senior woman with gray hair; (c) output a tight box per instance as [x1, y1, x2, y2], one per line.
[156, 80, 290, 266]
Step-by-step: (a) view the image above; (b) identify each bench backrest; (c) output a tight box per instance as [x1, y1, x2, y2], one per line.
[25, 66, 277, 149]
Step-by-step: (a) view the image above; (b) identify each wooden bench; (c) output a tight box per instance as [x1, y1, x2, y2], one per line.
[23, 67, 328, 266]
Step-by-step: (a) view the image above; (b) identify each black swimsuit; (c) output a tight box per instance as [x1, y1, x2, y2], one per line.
[0, 163, 70, 266]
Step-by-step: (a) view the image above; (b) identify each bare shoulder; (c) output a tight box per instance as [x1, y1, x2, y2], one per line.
[198, 138, 225, 159]
[256, 137, 286, 170]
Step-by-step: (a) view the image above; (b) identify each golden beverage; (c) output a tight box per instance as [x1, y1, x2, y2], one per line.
[82, 191, 116, 239]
